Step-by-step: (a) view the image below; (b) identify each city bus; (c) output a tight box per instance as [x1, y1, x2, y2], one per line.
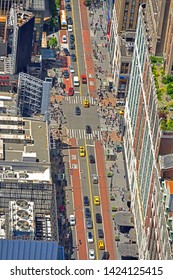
[59, 10, 67, 30]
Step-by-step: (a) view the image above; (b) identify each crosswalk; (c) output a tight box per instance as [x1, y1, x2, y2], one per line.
[67, 129, 102, 140]
[64, 96, 97, 105]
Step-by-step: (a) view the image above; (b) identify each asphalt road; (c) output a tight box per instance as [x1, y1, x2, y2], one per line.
[56, 0, 116, 260]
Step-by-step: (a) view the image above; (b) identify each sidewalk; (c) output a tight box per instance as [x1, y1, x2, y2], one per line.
[87, 4, 136, 259]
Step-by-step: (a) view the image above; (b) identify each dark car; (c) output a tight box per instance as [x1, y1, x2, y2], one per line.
[86, 125, 92, 134]
[85, 208, 91, 218]
[83, 196, 90, 206]
[70, 34, 75, 42]
[96, 213, 102, 223]
[86, 218, 93, 229]
[89, 155, 95, 164]
[69, 43, 75, 50]
[66, 4, 71, 11]
[63, 70, 69, 79]
[67, 17, 73, 25]
[75, 106, 81, 115]
[98, 229, 104, 238]
[71, 54, 76, 62]
[102, 252, 110, 260]
[64, 49, 70, 56]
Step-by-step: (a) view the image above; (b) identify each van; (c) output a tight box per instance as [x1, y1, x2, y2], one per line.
[98, 240, 105, 250]
[92, 174, 98, 184]
[73, 76, 80, 87]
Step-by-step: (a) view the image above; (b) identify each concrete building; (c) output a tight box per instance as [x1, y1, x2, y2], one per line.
[114, 0, 145, 33]
[0, 114, 58, 241]
[124, 3, 173, 259]
[6, 8, 34, 74]
[109, 1, 144, 99]
[163, 0, 173, 75]
[17, 72, 52, 118]
[0, 0, 26, 15]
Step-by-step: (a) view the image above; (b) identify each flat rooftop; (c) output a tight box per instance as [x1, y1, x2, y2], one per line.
[159, 154, 173, 170]
[4, 118, 49, 163]
[114, 212, 134, 227]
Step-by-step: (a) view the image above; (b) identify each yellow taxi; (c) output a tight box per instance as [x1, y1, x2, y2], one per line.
[94, 196, 100, 205]
[80, 146, 85, 157]
[119, 110, 124, 115]
[83, 99, 89, 108]
[98, 240, 105, 250]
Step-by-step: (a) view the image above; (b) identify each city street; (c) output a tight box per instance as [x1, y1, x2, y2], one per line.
[49, 0, 135, 260]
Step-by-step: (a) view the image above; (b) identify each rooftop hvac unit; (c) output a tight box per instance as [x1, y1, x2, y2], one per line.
[16, 199, 29, 209]
[16, 220, 30, 231]
[17, 209, 29, 220]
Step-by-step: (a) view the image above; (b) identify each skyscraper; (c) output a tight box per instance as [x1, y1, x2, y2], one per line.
[124, 3, 173, 259]
[6, 8, 35, 73]
[115, 0, 145, 33]
[0, 0, 26, 15]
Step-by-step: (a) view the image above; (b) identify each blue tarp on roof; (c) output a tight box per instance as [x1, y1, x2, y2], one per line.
[0, 239, 64, 260]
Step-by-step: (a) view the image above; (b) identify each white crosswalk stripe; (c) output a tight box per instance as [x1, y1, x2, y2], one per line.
[67, 129, 102, 140]
[64, 96, 96, 105]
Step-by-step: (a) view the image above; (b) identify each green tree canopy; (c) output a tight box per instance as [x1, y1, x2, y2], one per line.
[49, 36, 57, 48]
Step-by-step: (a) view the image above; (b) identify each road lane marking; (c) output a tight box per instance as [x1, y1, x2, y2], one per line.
[84, 137, 99, 260]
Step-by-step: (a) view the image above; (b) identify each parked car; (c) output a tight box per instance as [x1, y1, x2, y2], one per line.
[68, 24, 73, 32]
[70, 34, 75, 42]
[83, 196, 90, 206]
[69, 43, 75, 50]
[85, 208, 91, 218]
[67, 17, 73, 25]
[71, 54, 76, 62]
[87, 232, 94, 243]
[66, 4, 71, 11]
[102, 251, 110, 260]
[62, 35, 67, 43]
[86, 218, 93, 229]
[69, 65, 74, 73]
[88, 249, 95, 260]
[69, 214, 75, 226]
[63, 70, 69, 79]
[96, 213, 102, 223]
[64, 48, 70, 56]
[98, 229, 104, 238]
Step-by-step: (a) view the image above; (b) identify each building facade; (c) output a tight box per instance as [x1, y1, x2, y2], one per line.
[17, 72, 52, 117]
[124, 3, 172, 259]
[109, 1, 142, 99]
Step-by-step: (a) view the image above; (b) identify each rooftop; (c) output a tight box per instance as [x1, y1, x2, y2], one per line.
[118, 243, 138, 259]
[0, 239, 64, 260]
[150, 56, 173, 131]
[0, 116, 51, 182]
[114, 212, 134, 227]
[159, 154, 173, 170]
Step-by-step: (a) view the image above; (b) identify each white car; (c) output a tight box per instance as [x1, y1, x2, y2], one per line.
[69, 214, 76, 226]
[68, 25, 73, 32]
[69, 65, 75, 73]
[88, 249, 95, 260]
[62, 35, 67, 43]
[87, 232, 94, 243]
